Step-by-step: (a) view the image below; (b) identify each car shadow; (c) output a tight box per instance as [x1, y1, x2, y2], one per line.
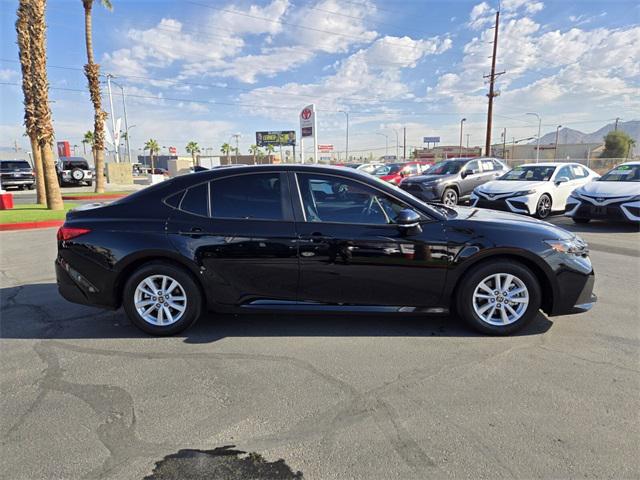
[547, 215, 640, 234]
[0, 283, 553, 342]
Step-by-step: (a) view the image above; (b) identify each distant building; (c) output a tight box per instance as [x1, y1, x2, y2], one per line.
[490, 143, 603, 162]
[414, 146, 483, 161]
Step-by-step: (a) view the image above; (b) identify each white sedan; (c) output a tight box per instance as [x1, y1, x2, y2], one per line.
[470, 162, 600, 219]
[565, 161, 640, 223]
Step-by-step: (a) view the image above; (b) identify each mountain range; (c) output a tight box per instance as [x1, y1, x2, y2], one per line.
[534, 120, 639, 154]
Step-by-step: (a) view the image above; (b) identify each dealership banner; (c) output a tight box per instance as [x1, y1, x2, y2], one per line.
[300, 105, 315, 138]
[256, 131, 296, 147]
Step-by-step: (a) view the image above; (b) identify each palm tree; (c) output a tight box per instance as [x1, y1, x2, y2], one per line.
[265, 144, 275, 163]
[220, 143, 231, 165]
[144, 139, 159, 172]
[186, 141, 200, 166]
[23, 0, 63, 210]
[81, 0, 112, 193]
[82, 130, 94, 156]
[15, 0, 46, 205]
[249, 144, 259, 165]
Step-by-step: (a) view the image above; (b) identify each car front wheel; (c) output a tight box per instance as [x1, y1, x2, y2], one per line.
[535, 194, 552, 219]
[456, 260, 542, 335]
[441, 187, 458, 207]
[123, 262, 202, 336]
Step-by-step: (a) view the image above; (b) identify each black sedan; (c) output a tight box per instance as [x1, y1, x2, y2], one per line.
[56, 165, 596, 336]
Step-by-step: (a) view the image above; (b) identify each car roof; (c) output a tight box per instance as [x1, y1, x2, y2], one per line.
[619, 161, 640, 166]
[1, 159, 29, 162]
[514, 162, 571, 167]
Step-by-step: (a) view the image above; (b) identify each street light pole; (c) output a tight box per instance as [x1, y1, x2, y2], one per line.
[554, 125, 562, 161]
[459, 118, 466, 157]
[376, 133, 389, 156]
[106, 74, 119, 162]
[526, 112, 541, 163]
[393, 129, 399, 160]
[339, 111, 349, 162]
[232, 133, 241, 163]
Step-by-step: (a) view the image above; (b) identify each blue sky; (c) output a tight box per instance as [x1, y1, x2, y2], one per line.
[0, 0, 638, 159]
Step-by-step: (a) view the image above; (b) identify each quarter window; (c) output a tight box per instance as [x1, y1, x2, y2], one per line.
[297, 173, 411, 225]
[180, 183, 209, 216]
[466, 160, 480, 173]
[480, 160, 495, 172]
[210, 173, 284, 220]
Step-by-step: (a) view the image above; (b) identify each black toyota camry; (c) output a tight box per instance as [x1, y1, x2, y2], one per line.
[56, 165, 596, 336]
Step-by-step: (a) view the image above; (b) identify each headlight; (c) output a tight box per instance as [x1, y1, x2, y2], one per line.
[544, 237, 588, 256]
[512, 189, 536, 196]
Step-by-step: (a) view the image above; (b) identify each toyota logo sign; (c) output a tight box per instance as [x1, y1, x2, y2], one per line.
[301, 108, 312, 120]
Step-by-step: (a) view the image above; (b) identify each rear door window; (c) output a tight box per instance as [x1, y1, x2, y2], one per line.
[1, 161, 31, 170]
[210, 173, 284, 220]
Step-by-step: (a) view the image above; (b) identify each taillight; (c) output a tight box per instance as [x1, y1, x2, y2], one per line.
[57, 226, 91, 241]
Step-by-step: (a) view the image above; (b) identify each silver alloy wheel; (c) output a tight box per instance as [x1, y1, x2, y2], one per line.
[472, 273, 529, 326]
[133, 274, 187, 326]
[443, 189, 458, 206]
[537, 195, 551, 218]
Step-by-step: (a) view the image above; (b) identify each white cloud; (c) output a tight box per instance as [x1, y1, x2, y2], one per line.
[0, 69, 19, 82]
[468, 2, 492, 30]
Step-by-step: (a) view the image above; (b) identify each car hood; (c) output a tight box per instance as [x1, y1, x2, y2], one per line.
[478, 180, 547, 194]
[403, 174, 453, 183]
[449, 205, 574, 240]
[577, 180, 639, 197]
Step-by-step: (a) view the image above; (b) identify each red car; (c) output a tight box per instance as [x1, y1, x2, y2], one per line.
[373, 161, 432, 185]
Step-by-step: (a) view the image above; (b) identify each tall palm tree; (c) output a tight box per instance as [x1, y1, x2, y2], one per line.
[82, 130, 94, 156]
[25, 0, 64, 210]
[220, 143, 231, 165]
[186, 141, 200, 166]
[265, 144, 275, 163]
[81, 0, 112, 193]
[15, 0, 46, 205]
[144, 139, 159, 172]
[249, 144, 259, 165]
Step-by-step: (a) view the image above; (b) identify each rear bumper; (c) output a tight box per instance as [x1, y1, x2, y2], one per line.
[55, 257, 117, 309]
[1, 178, 35, 186]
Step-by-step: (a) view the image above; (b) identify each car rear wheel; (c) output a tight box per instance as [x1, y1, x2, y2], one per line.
[442, 187, 458, 207]
[456, 260, 541, 335]
[123, 262, 202, 336]
[535, 194, 552, 219]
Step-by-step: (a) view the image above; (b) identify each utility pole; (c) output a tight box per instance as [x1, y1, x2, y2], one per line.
[232, 133, 240, 163]
[403, 127, 406, 159]
[554, 125, 562, 161]
[614, 117, 620, 131]
[106, 74, 119, 163]
[459, 118, 466, 157]
[502, 128, 506, 159]
[526, 112, 542, 162]
[483, 10, 505, 157]
[339, 111, 349, 162]
[466, 133, 471, 149]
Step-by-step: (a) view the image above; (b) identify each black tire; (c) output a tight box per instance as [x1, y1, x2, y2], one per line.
[456, 260, 542, 335]
[27, 184, 35, 190]
[122, 262, 203, 336]
[535, 194, 552, 219]
[86, 181, 93, 187]
[441, 187, 458, 207]
[573, 217, 590, 224]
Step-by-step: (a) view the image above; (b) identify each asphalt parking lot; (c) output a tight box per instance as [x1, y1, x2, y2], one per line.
[1, 217, 639, 479]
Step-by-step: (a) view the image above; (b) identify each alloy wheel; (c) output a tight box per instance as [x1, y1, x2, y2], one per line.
[472, 273, 529, 326]
[134, 274, 187, 326]
[443, 189, 458, 207]
[537, 195, 551, 218]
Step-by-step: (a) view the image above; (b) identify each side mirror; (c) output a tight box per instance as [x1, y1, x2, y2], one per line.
[400, 170, 409, 177]
[461, 169, 472, 178]
[555, 176, 570, 185]
[396, 209, 422, 235]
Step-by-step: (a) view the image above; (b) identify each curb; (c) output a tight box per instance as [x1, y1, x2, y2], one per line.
[61, 193, 128, 200]
[0, 220, 64, 231]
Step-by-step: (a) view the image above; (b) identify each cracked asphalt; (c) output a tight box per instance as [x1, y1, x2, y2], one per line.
[1, 217, 639, 479]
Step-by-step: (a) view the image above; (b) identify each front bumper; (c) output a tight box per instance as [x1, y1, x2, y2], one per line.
[470, 192, 538, 215]
[400, 183, 442, 201]
[565, 196, 640, 222]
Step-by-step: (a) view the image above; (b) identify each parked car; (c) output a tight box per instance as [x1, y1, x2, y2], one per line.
[565, 161, 640, 223]
[470, 162, 599, 219]
[56, 157, 94, 187]
[373, 161, 432, 185]
[56, 164, 596, 337]
[356, 162, 384, 174]
[0, 159, 35, 190]
[400, 157, 507, 206]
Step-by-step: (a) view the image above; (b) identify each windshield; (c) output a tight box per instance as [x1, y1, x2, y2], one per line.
[1, 161, 31, 170]
[500, 165, 556, 182]
[425, 161, 464, 175]
[599, 164, 640, 182]
[374, 164, 402, 176]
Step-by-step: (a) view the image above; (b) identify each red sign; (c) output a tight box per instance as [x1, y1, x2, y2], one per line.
[168, 146, 177, 155]
[56, 141, 71, 158]
[301, 108, 312, 120]
[318, 144, 334, 152]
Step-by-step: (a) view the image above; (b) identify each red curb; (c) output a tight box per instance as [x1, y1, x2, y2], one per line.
[0, 220, 64, 231]
[61, 193, 127, 200]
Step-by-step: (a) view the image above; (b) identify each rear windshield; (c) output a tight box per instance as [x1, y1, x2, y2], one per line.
[1, 161, 31, 170]
[62, 160, 90, 169]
